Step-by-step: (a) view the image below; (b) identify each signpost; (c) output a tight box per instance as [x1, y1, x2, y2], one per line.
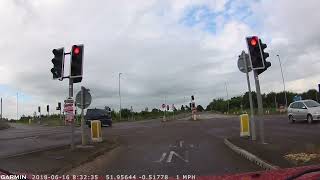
[76, 88, 92, 109]
[172, 104, 175, 120]
[238, 51, 256, 141]
[75, 86, 91, 146]
[162, 103, 166, 122]
[64, 98, 75, 123]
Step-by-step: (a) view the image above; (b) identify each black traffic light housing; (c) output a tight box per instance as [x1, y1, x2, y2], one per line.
[56, 102, 61, 110]
[256, 39, 271, 75]
[51, 48, 65, 80]
[70, 44, 84, 83]
[246, 36, 265, 69]
[47, 105, 49, 112]
[191, 95, 194, 101]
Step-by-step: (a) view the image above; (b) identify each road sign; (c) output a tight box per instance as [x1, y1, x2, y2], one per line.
[64, 98, 75, 123]
[238, 52, 252, 73]
[75, 87, 91, 109]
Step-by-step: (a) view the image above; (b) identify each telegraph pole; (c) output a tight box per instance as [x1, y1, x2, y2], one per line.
[119, 73, 122, 121]
[225, 82, 229, 114]
[16, 93, 18, 120]
[1, 98, 2, 121]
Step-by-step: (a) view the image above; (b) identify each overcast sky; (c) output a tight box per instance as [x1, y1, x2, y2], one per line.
[0, 0, 319, 119]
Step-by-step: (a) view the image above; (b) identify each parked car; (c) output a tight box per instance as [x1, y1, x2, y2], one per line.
[85, 108, 112, 127]
[287, 100, 320, 123]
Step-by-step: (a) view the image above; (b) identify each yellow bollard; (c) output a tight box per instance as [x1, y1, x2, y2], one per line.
[240, 114, 250, 137]
[91, 120, 102, 142]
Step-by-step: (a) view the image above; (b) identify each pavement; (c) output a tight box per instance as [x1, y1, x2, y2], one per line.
[229, 115, 320, 168]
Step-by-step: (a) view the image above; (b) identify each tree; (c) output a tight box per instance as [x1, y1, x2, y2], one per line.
[151, 108, 159, 113]
[196, 105, 204, 112]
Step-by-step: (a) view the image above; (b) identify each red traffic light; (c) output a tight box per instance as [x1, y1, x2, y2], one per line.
[250, 37, 258, 46]
[73, 47, 80, 55]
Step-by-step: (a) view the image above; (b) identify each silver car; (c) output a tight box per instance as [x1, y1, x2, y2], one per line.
[288, 100, 320, 123]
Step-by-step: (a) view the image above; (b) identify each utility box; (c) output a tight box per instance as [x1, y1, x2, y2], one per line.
[240, 114, 250, 137]
[91, 120, 102, 142]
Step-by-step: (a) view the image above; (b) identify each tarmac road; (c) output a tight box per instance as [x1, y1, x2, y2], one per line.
[100, 113, 261, 176]
[3, 113, 320, 176]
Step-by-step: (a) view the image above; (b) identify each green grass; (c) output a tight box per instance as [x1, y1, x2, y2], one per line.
[15, 112, 190, 127]
[208, 108, 286, 116]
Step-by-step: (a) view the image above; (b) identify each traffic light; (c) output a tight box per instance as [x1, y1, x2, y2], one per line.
[56, 102, 61, 110]
[38, 106, 41, 113]
[167, 105, 169, 111]
[256, 39, 271, 75]
[191, 95, 194, 101]
[51, 48, 65, 80]
[70, 44, 84, 83]
[246, 36, 264, 69]
[47, 105, 49, 112]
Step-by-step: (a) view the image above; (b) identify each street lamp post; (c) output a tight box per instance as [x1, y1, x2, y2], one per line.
[119, 73, 122, 121]
[225, 82, 229, 114]
[16, 92, 19, 120]
[277, 55, 288, 109]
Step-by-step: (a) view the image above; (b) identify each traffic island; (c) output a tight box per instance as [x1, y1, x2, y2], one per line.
[225, 136, 320, 169]
[0, 137, 120, 175]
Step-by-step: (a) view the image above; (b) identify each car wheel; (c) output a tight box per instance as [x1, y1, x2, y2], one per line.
[307, 114, 313, 124]
[289, 115, 295, 123]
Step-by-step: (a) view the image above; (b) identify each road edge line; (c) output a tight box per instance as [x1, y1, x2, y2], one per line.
[224, 138, 279, 170]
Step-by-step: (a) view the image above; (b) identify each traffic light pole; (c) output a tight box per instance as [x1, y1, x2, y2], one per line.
[242, 51, 256, 141]
[80, 86, 87, 146]
[253, 70, 265, 144]
[59, 108, 62, 125]
[69, 78, 75, 150]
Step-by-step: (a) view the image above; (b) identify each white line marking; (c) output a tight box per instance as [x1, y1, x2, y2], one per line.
[154, 152, 167, 162]
[166, 151, 189, 163]
[179, 140, 184, 148]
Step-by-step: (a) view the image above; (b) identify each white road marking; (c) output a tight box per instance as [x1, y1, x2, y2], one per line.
[179, 140, 184, 148]
[154, 152, 167, 162]
[166, 150, 189, 163]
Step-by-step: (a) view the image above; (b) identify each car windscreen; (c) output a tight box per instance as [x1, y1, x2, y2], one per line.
[86, 109, 110, 118]
[304, 101, 320, 108]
